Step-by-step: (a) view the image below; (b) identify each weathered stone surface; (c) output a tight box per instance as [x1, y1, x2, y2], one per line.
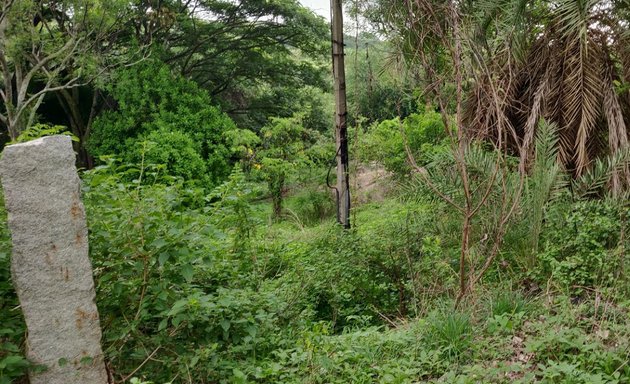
[0, 136, 108, 384]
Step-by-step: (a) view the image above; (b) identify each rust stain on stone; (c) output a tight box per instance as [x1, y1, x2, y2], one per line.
[75, 309, 98, 330]
[75, 309, 86, 330]
[63, 267, 69, 281]
[70, 198, 81, 219]
[75, 232, 83, 245]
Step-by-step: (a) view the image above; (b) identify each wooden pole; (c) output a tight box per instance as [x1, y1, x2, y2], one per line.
[331, 0, 350, 228]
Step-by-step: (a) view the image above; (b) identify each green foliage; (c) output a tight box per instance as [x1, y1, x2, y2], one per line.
[135, 130, 208, 183]
[209, 167, 261, 254]
[272, 199, 453, 329]
[147, 0, 330, 131]
[83, 159, 294, 382]
[572, 147, 630, 199]
[10, 124, 78, 145]
[0, 354, 29, 384]
[0, 0, 130, 139]
[538, 199, 625, 291]
[89, 60, 235, 185]
[491, 291, 527, 317]
[0, 158, 629, 383]
[345, 35, 420, 125]
[485, 291, 527, 335]
[424, 311, 472, 361]
[506, 120, 567, 267]
[521, 296, 630, 383]
[256, 115, 314, 218]
[129, 378, 156, 384]
[0, 0, 624, 382]
[0, 191, 28, 384]
[289, 188, 335, 226]
[0, 237, 30, 384]
[223, 128, 261, 172]
[266, 323, 446, 383]
[360, 111, 447, 175]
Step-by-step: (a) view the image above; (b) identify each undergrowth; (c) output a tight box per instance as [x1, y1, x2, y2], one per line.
[0, 153, 628, 383]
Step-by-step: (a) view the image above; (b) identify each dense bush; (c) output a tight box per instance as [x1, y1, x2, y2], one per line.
[538, 199, 627, 291]
[133, 129, 208, 182]
[81, 161, 453, 381]
[83, 163, 298, 382]
[255, 115, 320, 218]
[359, 110, 448, 175]
[0, 168, 629, 383]
[289, 188, 336, 225]
[89, 60, 236, 186]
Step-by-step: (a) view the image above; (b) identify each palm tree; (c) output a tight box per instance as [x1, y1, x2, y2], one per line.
[465, 0, 630, 189]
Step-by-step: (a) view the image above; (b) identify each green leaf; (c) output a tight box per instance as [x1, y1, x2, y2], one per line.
[181, 264, 194, 283]
[220, 319, 231, 332]
[151, 238, 168, 249]
[158, 318, 168, 331]
[233, 368, 247, 383]
[0, 355, 27, 369]
[158, 252, 170, 267]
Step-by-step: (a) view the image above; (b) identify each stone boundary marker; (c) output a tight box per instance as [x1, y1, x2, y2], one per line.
[0, 136, 108, 384]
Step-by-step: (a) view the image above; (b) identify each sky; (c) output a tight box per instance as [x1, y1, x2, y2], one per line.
[300, 0, 331, 21]
[299, 0, 369, 36]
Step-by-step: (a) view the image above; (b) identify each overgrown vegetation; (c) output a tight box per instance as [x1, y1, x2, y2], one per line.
[1, 0, 629, 383]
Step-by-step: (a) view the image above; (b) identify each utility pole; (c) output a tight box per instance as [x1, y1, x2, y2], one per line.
[331, 0, 350, 228]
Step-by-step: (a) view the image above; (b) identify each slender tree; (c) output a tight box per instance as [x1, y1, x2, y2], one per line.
[0, 0, 129, 141]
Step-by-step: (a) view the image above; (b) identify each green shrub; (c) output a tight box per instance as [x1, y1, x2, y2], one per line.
[89, 59, 235, 185]
[262, 322, 445, 383]
[525, 324, 630, 383]
[209, 167, 261, 255]
[491, 291, 527, 317]
[276, 227, 392, 328]
[273, 199, 455, 329]
[83, 160, 293, 382]
[538, 199, 625, 291]
[359, 111, 448, 175]
[289, 188, 335, 225]
[133, 129, 208, 182]
[255, 114, 322, 219]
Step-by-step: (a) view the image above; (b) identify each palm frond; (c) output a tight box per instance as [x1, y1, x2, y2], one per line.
[556, 0, 598, 39]
[464, 0, 628, 189]
[573, 147, 630, 198]
[521, 119, 567, 264]
[561, 35, 603, 175]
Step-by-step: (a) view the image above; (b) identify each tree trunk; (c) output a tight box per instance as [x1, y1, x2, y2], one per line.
[270, 174, 284, 219]
[331, 0, 350, 228]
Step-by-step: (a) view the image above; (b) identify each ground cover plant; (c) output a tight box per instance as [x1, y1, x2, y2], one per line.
[1, 0, 629, 383]
[1, 145, 628, 383]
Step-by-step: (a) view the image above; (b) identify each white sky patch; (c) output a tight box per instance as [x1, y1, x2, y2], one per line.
[300, 0, 331, 21]
[299, 0, 369, 36]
